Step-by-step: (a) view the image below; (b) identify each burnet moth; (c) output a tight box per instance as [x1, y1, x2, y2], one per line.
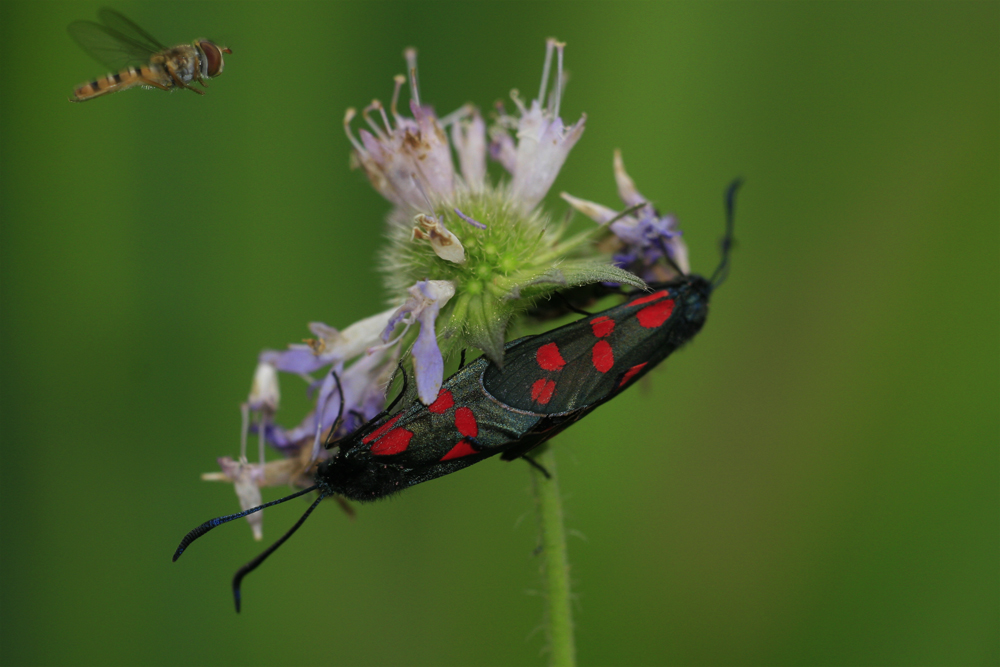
[173, 180, 742, 611]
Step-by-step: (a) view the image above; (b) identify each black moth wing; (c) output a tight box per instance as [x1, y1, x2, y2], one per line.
[68, 9, 165, 71]
[482, 286, 686, 414]
[348, 355, 545, 472]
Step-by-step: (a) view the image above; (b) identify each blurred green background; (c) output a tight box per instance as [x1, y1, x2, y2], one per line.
[1, 2, 996, 665]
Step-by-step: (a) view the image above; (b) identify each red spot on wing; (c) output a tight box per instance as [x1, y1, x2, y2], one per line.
[454, 407, 479, 438]
[636, 299, 675, 328]
[428, 388, 454, 414]
[441, 439, 478, 461]
[591, 340, 614, 373]
[631, 290, 669, 306]
[536, 342, 566, 371]
[590, 316, 615, 338]
[370, 427, 413, 455]
[619, 362, 648, 387]
[531, 378, 557, 405]
[362, 414, 401, 444]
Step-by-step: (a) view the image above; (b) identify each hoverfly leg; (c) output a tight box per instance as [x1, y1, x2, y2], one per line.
[138, 76, 171, 92]
[166, 63, 205, 95]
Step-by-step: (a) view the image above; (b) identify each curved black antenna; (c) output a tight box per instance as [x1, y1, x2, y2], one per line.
[172, 484, 319, 562]
[384, 362, 409, 413]
[321, 370, 347, 449]
[232, 492, 327, 612]
[555, 291, 594, 317]
[709, 178, 744, 290]
[605, 201, 647, 227]
[327, 362, 409, 450]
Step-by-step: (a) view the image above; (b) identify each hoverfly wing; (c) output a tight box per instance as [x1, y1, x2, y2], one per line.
[67, 20, 157, 72]
[96, 9, 168, 52]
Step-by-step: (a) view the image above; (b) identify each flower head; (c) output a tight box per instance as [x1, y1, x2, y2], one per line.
[346, 39, 642, 371]
[204, 39, 699, 536]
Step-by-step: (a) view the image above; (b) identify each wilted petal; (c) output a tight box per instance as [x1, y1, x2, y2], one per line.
[206, 458, 265, 540]
[248, 362, 279, 412]
[412, 214, 465, 264]
[613, 149, 647, 208]
[560, 192, 621, 225]
[328, 310, 398, 360]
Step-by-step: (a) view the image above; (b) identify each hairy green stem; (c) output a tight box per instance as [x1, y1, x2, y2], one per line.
[530, 446, 576, 667]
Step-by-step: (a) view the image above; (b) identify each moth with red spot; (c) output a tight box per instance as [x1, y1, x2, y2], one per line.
[173, 180, 742, 611]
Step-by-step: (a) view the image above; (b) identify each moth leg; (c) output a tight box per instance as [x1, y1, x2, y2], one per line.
[522, 455, 551, 479]
[333, 496, 355, 519]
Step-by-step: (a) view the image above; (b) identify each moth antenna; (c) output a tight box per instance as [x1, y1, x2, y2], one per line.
[321, 370, 347, 450]
[385, 362, 409, 412]
[710, 178, 743, 290]
[604, 201, 647, 227]
[554, 290, 593, 317]
[325, 363, 409, 451]
[172, 485, 319, 562]
[232, 492, 327, 612]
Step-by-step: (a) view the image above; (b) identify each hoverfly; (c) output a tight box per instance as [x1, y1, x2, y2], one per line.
[68, 9, 231, 102]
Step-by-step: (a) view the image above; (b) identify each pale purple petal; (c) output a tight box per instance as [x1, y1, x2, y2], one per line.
[261, 347, 326, 375]
[412, 319, 443, 405]
[510, 104, 586, 212]
[450, 107, 487, 189]
[358, 128, 427, 210]
[453, 207, 486, 229]
[381, 308, 412, 344]
[408, 99, 456, 200]
[381, 280, 455, 405]
[488, 129, 517, 174]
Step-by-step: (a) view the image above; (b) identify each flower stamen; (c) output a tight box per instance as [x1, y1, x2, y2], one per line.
[390, 74, 405, 118]
[405, 47, 420, 108]
[454, 207, 486, 229]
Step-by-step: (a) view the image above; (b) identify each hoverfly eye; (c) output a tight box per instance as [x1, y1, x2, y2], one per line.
[198, 40, 225, 77]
